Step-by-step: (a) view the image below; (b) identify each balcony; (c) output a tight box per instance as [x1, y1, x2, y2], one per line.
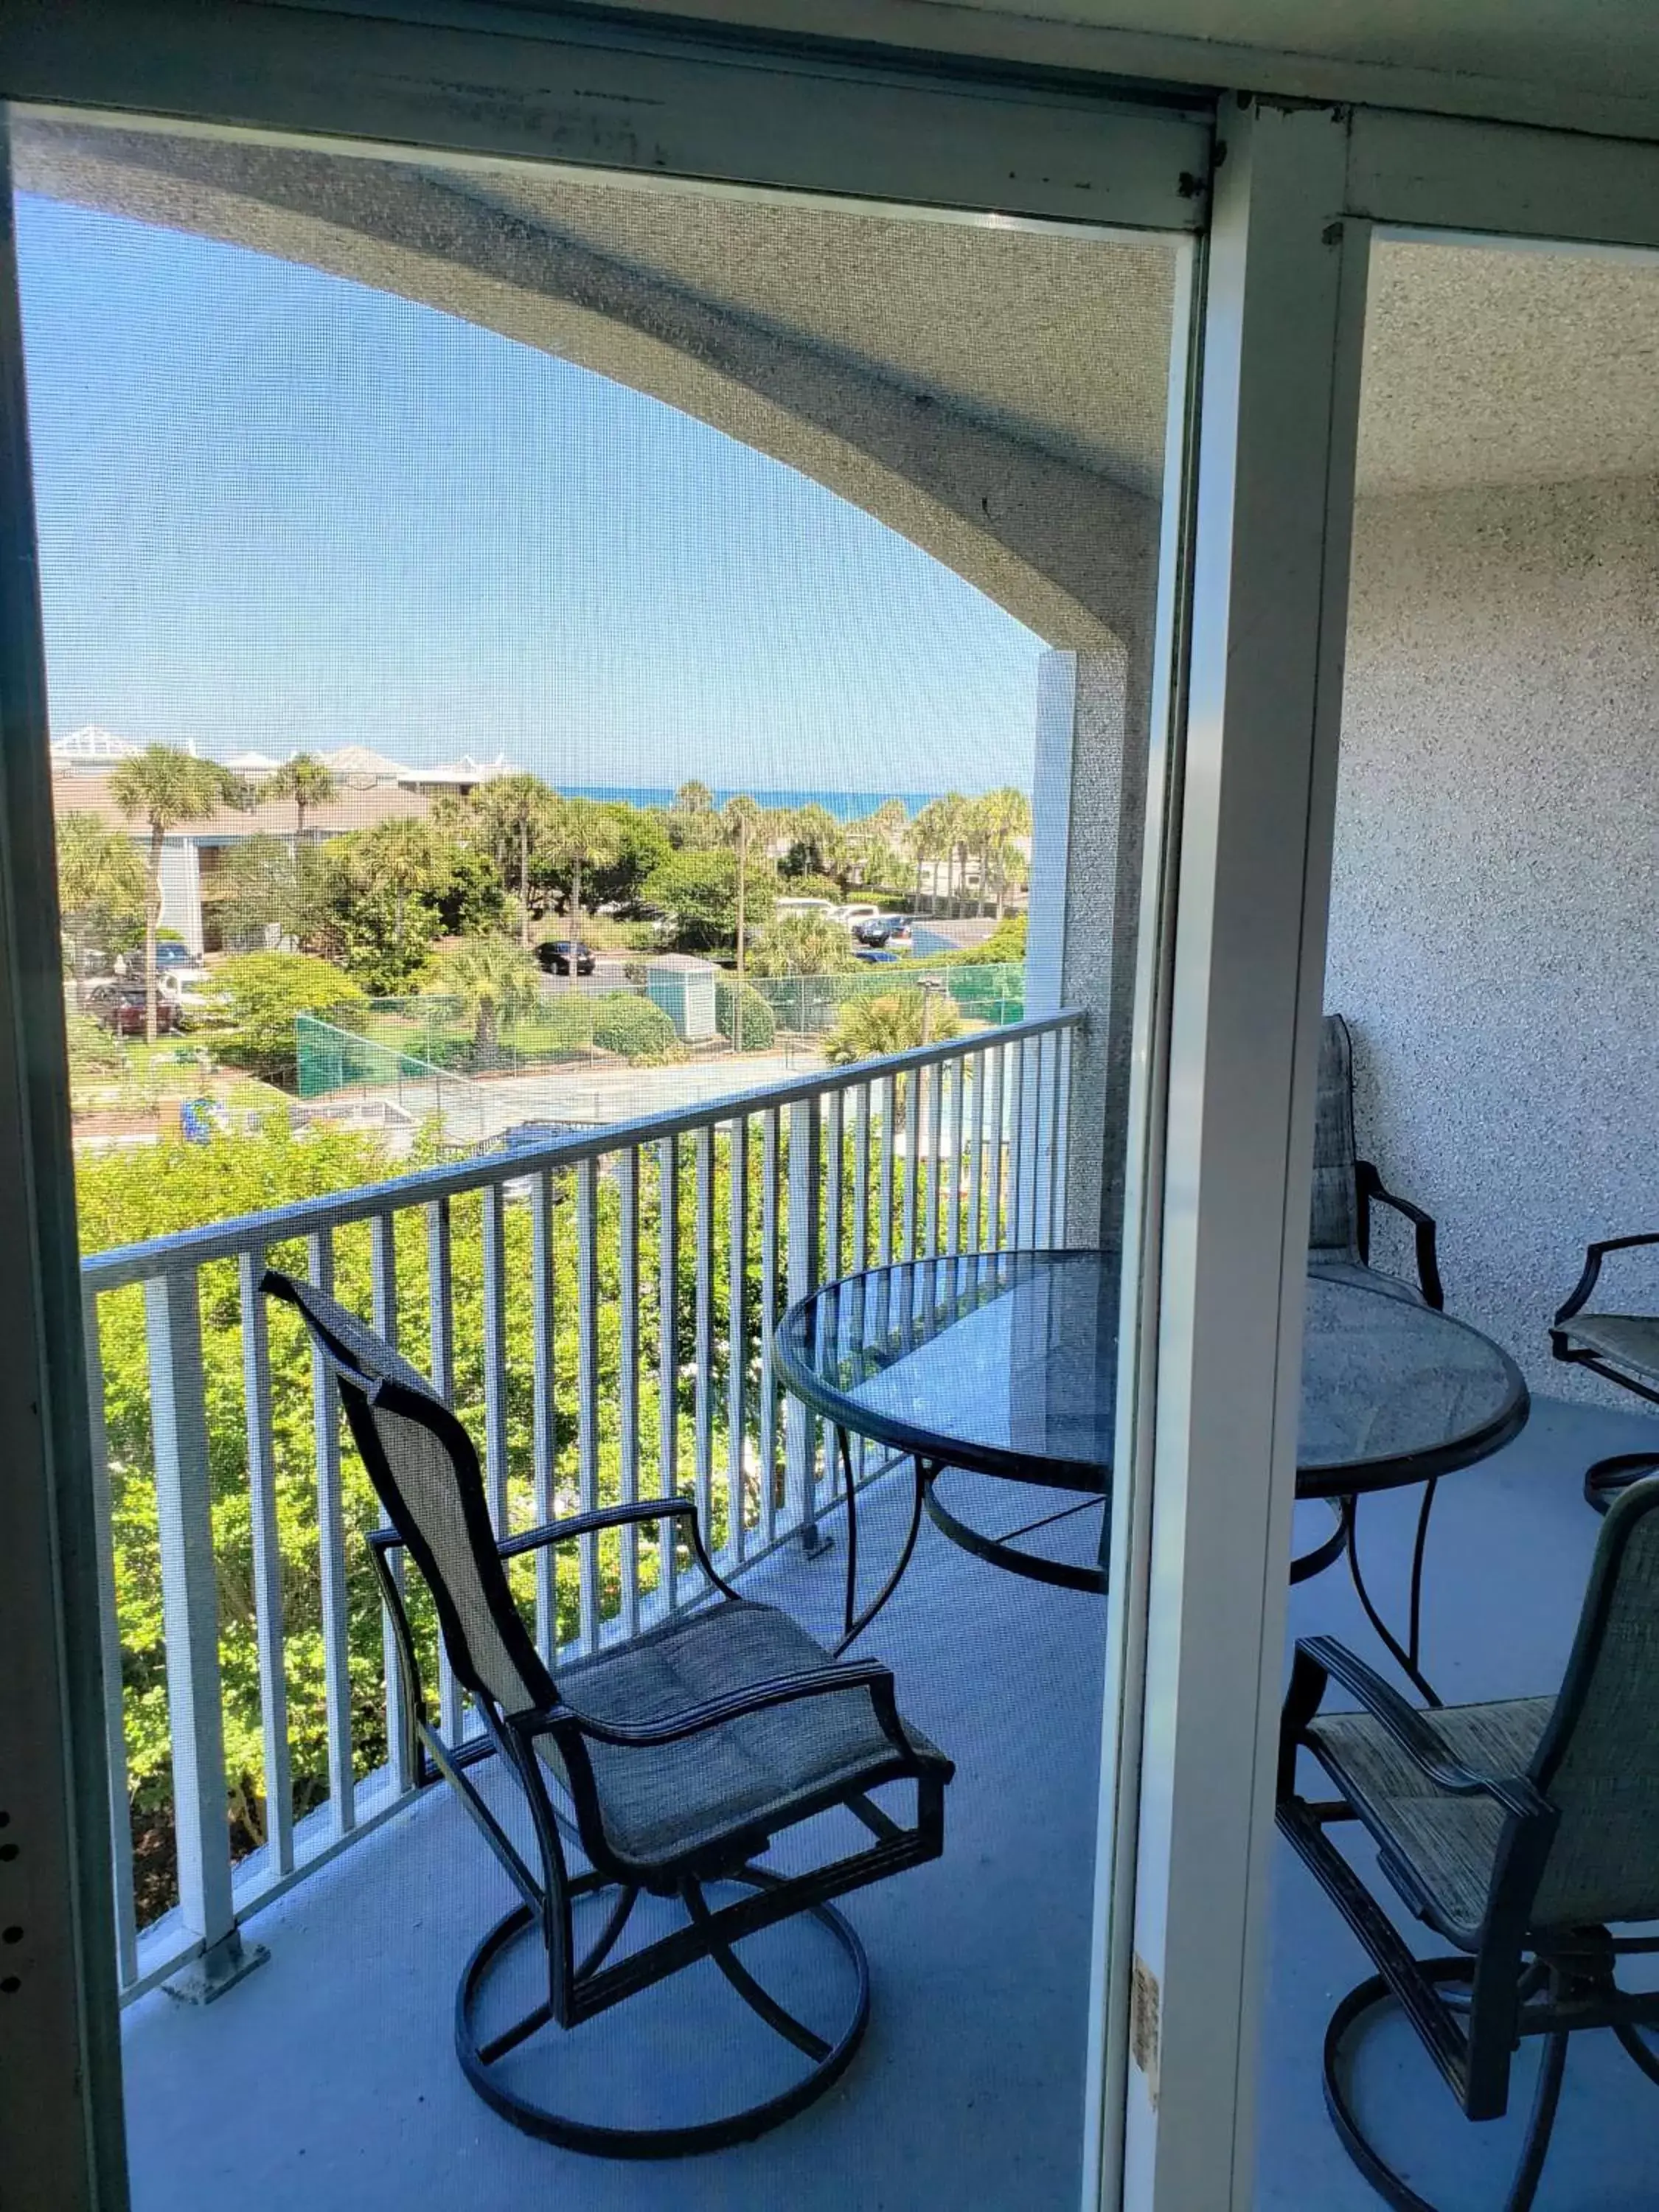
[81, 1005, 1659, 2207]
[108, 1389, 1659, 2208]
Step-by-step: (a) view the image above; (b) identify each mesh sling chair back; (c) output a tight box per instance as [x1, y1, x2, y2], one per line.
[1311, 1013, 1444, 1310]
[1550, 1231, 1659, 1512]
[1279, 1473, 1659, 2212]
[262, 1270, 953, 2158]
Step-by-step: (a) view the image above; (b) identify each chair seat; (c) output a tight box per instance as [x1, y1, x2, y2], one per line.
[548, 1599, 949, 1875]
[1306, 1697, 1556, 1938]
[1308, 1253, 1424, 1306]
[1558, 1313, 1659, 1391]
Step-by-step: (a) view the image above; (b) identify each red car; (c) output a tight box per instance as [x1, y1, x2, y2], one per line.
[101, 986, 181, 1037]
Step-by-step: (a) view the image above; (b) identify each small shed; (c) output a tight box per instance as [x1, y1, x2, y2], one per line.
[645, 954, 718, 1043]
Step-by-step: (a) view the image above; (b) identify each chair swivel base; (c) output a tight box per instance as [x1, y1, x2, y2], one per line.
[1322, 1967, 1567, 2212]
[1584, 1453, 1659, 1516]
[456, 1872, 871, 2158]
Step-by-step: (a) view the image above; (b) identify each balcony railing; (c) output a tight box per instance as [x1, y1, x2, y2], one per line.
[80, 1009, 1080, 2000]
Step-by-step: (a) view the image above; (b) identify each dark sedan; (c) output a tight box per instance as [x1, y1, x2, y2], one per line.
[536, 940, 597, 976]
[854, 915, 913, 947]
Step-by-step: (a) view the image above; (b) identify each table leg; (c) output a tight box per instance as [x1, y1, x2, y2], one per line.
[830, 1430, 932, 1655]
[1345, 1485, 1443, 1707]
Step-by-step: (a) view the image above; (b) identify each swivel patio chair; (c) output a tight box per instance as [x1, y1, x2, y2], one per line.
[1310, 1013, 1444, 1310]
[1549, 1231, 1659, 1514]
[263, 1269, 953, 2158]
[1279, 1473, 1659, 2211]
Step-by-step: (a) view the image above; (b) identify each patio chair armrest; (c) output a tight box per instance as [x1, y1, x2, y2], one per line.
[535, 1659, 918, 1764]
[1287, 1637, 1551, 1823]
[495, 1497, 742, 1602]
[1354, 1161, 1444, 1309]
[1552, 1232, 1659, 1330]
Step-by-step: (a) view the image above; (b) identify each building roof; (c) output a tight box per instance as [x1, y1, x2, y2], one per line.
[222, 749, 283, 773]
[321, 745, 411, 783]
[50, 724, 140, 767]
[397, 753, 515, 787]
[53, 771, 434, 839]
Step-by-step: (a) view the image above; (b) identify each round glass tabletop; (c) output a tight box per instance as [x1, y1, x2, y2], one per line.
[776, 1248, 1528, 1499]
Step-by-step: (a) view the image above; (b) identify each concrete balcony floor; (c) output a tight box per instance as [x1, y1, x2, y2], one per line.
[120, 1393, 1659, 2212]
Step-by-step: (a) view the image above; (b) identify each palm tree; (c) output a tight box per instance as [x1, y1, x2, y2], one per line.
[911, 799, 951, 912]
[748, 911, 856, 978]
[672, 779, 714, 815]
[543, 797, 620, 945]
[55, 812, 147, 1009]
[823, 987, 960, 1072]
[347, 817, 444, 959]
[108, 745, 248, 1040]
[474, 772, 556, 948]
[434, 934, 541, 1062]
[721, 793, 765, 988]
[266, 753, 337, 845]
[976, 786, 1032, 919]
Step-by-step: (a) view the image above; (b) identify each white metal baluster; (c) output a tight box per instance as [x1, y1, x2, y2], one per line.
[617, 1149, 641, 1638]
[693, 1123, 717, 1577]
[82, 1287, 138, 1987]
[968, 1046, 987, 1253]
[726, 1113, 749, 1566]
[758, 1107, 782, 1548]
[530, 1171, 557, 1661]
[902, 1070, 920, 1261]
[852, 1082, 872, 1274]
[574, 1156, 602, 1652]
[657, 1135, 680, 1612]
[480, 1183, 509, 1534]
[1008, 1037, 1029, 1251]
[925, 1051, 945, 1258]
[424, 1198, 462, 1742]
[785, 1096, 823, 1543]
[988, 1040, 1008, 1249]
[1043, 1032, 1064, 1244]
[236, 1251, 297, 1867]
[366, 1214, 414, 1800]
[145, 1266, 250, 1991]
[946, 1053, 967, 1258]
[306, 1231, 355, 1832]
[826, 1086, 846, 1284]
[1054, 1024, 1074, 1244]
[878, 1071, 897, 1265]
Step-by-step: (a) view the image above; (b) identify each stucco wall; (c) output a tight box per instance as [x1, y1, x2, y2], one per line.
[1326, 473, 1659, 1397]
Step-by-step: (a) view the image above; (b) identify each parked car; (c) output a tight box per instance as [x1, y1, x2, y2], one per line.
[536, 939, 597, 976]
[854, 947, 902, 965]
[855, 914, 913, 947]
[161, 974, 223, 1027]
[100, 985, 181, 1037]
[835, 902, 883, 931]
[775, 896, 837, 919]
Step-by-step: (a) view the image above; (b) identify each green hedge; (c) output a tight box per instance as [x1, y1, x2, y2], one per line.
[715, 978, 776, 1051]
[592, 993, 681, 1062]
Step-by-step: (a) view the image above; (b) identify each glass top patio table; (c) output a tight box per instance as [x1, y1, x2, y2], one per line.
[777, 1248, 1528, 1500]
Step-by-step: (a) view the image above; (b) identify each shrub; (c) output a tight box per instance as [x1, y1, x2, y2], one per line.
[715, 978, 775, 1052]
[214, 953, 365, 1085]
[591, 992, 682, 1062]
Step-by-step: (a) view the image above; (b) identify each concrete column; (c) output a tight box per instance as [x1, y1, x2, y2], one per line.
[1026, 641, 1151, 1268]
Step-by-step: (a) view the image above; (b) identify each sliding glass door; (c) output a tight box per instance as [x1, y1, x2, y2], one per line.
[0, 19, 1208, 2210]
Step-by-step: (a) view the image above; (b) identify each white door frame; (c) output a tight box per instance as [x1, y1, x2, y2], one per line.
[1101, 92, 1659, 2212]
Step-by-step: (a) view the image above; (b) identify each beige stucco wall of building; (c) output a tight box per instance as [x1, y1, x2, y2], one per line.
[1326, 473, 1659, 1396]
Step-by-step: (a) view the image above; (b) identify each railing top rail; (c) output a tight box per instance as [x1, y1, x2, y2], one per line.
[82, 1008, 1084, 1292]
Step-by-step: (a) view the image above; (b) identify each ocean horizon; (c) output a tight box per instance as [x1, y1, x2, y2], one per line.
[558, 787, 970, 821]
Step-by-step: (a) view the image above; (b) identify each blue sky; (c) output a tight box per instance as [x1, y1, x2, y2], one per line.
[15, 194, 1043, 796]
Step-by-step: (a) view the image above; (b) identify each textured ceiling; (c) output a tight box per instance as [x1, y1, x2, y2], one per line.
[449, 168, 1180, 496]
